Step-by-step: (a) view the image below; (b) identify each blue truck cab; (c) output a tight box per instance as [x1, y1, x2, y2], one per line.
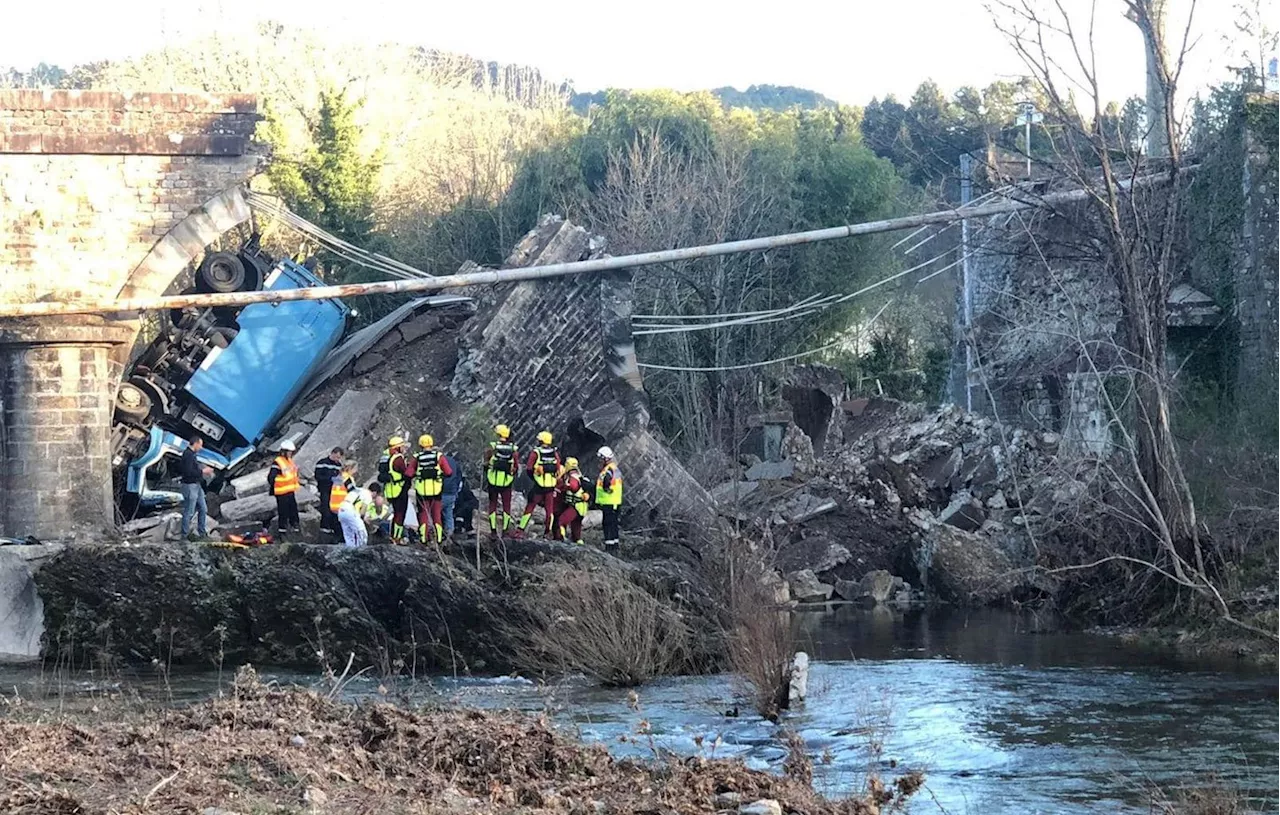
[112, 247, 350, 514]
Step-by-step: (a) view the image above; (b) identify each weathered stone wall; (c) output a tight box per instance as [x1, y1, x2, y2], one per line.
[453, 216, 716, 534]
[1234, 121, 1279, 410]
[0, 90, 259, 304]
[0, 90, 260, 539]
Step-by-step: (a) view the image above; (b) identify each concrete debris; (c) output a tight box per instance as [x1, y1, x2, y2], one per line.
[781, 424, 817, 475]
[269, 421, 312, 453]
[834, 570, 904, 605]
[786, 569, 834, 603]
[745, 460, 794, 481]
[710, 480, 760, 504]
[581, 401, 627, 439]
[299, 407, 326, 426]
[295, 390, 385, 471]
[352, 352, 386, 376]
[220, 487, 318, 524]
[230, 467, 272, 499]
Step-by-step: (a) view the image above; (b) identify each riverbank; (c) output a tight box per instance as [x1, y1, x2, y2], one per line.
[34, 539, 724, 675]
[0, 666, 921, 814]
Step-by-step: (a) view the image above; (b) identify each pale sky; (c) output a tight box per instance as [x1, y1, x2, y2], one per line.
[3, 0, 1267, 105]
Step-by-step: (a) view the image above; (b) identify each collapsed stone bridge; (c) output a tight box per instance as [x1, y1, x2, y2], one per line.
[0, 90, 261, 539]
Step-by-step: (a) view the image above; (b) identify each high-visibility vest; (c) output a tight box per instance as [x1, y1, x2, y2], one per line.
[486, 441, 517, 488]
[329, 472, 352, 512]
[531, 445, 560, 488]
[595, 461, 622, 507]
[414, 450, 444, 497]
[272, 456, 299, 495]
[564, 471, 589, 516]
[383, 451, 408, 498]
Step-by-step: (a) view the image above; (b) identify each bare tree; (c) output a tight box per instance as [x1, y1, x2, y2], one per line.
[987, 1, 1214, 592]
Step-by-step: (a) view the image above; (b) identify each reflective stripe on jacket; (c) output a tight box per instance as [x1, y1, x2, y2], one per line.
[272, 457, 299, 495]
[595, 461, 622, 507]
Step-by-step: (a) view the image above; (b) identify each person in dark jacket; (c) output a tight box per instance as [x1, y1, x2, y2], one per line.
[314, 447, 345, 543]
[453, 474, 478, 538]
[441, 452, 463, 539]
[179, 436, 213, 540]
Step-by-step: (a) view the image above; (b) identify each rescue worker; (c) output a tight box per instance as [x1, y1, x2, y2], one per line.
[327, 461, 358, 544]
[516, 430, 561, 539]
[338, 486, 373, 548]
[453, 474, 479, 539]
[379, 436, 413, 544]
[555, 457, 590, 546]
[365, 491, 392, 540]
[595, 446, 623, 548]
[314, 447, 345, 542]
[482, 424, 519, 539]
[267, 440, 302, 540]
[412, 434, 453, 545]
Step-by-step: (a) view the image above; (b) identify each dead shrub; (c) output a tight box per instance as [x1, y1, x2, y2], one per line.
[1148, 777, 1247, 815]
[720, 531, 795, 721]
[508, 567, 692, 687]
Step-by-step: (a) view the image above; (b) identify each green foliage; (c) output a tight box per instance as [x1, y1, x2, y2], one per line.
[263, 89, 380, 250]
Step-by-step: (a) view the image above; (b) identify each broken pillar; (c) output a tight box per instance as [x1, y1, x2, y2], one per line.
[0, 318, 134, 539]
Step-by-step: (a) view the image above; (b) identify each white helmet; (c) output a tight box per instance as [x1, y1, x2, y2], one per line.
[597, 446, 614, 459]
[279, 440, 297, 452]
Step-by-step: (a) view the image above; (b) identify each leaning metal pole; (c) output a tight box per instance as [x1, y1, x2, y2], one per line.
[0, 175, 1175, 319]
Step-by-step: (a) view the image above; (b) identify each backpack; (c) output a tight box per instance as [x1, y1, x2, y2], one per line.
[490, 442, 515, 473]
[376, 453, 392, 484]
[416, 450, 440, 480]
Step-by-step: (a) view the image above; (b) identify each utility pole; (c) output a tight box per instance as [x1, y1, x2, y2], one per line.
[959, 153, 974, 412]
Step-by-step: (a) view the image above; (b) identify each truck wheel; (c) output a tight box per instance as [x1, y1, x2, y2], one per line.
[197, 252, 246, 294]
[115, 379, 154, 425]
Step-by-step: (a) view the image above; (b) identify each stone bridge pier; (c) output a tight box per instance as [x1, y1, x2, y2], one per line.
[0, 90, 260, 540]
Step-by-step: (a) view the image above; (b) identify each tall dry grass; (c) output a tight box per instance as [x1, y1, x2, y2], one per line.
[507, 567, 692, 687]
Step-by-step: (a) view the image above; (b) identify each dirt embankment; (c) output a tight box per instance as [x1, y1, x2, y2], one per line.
[36, 540, 723, 675]
[0, 669, 922, 814]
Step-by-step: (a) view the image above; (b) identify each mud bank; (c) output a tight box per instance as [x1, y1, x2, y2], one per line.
[35, 540, 722, 674]
[0, 668, 922, 814]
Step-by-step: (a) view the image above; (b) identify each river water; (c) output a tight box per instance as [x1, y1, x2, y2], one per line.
[6, 607, 1276, 813]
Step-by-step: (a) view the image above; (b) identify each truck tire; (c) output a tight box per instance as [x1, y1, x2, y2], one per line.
[197, 252, 246, 294]
[114, 379, 154, 425]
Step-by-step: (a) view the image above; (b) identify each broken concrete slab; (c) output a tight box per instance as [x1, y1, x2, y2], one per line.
[352, 353, 387, 376]
[269, 422, 313, 453]
[710, 480, 760, 504]
[787, 569, 834, 603]
[745, 460, 795, 481]
[398, 312, 441, 344]
[230, 467, 272, 500]
[789, 498, 837, 525]
[296, 390, 386, 470]
[299, 408, 326, 426]
[220, 487, 318, 524]
[370, 328, 405, 356]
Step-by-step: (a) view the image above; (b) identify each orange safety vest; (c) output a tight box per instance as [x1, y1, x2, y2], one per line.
[329, 472, 352, 512]
[273, 456, 299, 495]
[595, 461, 622, 507]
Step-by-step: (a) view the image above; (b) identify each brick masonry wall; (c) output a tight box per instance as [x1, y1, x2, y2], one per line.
[452, 216, 717, 535]
[0, 90, 259, 304]
[0, 91, 260, 539]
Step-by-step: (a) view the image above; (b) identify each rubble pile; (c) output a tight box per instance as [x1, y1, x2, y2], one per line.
[716, 398, 1077, 606]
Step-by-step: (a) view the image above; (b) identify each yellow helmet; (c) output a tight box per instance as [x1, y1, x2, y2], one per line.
[388, 435, 405, 448]
[495, 424, 511, 439]
[565, 456, 579, 470]
[537, 430, 553, 445]
[419, 434, 434, 448]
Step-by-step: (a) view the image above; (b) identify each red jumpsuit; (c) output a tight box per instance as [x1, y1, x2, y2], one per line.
[517, 446, 561, 537]
[555, 470, 590, 545]
[414, 450, 454, 544]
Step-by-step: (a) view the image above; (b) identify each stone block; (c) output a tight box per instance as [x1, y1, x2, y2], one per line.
[295, 390, 385, 469]
[938, 491, 987, 532]
[219, 487, 318, 524]
[786, 569, 833, 603]
[352, 352, 386, 375]
[745, 459, 795, 481]
[229, 467, 272, 499]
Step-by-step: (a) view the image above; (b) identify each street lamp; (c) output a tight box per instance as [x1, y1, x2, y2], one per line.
[1014, 101, 1043, 179]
